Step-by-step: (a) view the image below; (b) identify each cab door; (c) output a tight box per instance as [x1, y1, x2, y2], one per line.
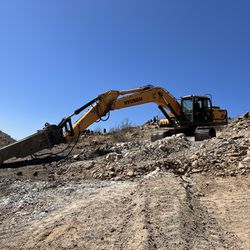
[181, 97, 194, 123]
[194, 98, 213, 123]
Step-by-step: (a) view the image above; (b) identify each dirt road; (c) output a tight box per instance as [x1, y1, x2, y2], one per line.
[194, 175, 250, 250]
[0, 172, 246, 249]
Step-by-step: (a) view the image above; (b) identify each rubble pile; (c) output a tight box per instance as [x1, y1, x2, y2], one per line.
[55, 135, 191, 180]
[54, 113, 249, 181]
[167, 114, 250, 176]
[185, 135, 250, 176]
[225, 111, 250, 134]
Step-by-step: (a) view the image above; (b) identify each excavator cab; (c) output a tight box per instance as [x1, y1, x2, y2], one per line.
[180, 95, 213, 124]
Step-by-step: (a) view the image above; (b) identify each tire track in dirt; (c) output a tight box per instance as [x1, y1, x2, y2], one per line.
[0, 174, 243, 249]
[195, 175, 250, 250]
[131, 175, 240, 249]
[111, 173, 240, 249]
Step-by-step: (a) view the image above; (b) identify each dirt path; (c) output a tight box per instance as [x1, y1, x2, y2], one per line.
[194, 175, 250, 250]
[0, 173, 243, 250]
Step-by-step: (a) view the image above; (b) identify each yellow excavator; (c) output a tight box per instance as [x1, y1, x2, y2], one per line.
[0, 85, 227, 164]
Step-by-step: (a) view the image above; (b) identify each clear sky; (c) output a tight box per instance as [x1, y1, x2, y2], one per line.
[0, 0, 249, 140]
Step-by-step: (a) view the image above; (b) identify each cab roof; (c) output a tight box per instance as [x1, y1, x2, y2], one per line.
[181, 95, 211, 100]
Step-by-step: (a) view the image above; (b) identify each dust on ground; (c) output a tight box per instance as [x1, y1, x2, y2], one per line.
[0, 113, 249, 249]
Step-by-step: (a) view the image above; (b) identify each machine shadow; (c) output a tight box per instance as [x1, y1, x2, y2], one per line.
[0, 155, 64, 169]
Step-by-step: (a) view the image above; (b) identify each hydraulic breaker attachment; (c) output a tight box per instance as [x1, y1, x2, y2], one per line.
[0, 125, 63, 165]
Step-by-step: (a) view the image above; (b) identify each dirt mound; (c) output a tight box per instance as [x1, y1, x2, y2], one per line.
[0, 130, 15, 148]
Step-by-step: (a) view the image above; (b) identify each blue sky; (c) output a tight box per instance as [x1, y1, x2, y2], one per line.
[0, 0, 249, 139]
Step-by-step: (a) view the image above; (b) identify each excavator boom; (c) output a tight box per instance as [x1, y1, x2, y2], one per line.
[68, 86, 181, 142]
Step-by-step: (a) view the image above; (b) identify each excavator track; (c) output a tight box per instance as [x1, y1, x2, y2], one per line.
[194, 127, 216, 141]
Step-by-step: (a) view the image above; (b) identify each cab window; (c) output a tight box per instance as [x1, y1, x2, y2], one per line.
[203, 98, 211, 109]
[182, 99, 193, 113]
[194, 98, 211, 110]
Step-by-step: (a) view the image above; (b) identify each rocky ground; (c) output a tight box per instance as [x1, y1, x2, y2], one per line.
[0, 113, 249, 249]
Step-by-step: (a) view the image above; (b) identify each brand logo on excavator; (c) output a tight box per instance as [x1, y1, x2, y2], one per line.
[124, 97, 143, 105]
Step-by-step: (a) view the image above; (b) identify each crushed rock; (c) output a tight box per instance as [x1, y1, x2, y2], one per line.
[52, 114, 249, 181]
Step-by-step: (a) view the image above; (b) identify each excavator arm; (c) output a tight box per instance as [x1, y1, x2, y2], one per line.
[0, 85, 180, 164]
[65, 85, 181, 141]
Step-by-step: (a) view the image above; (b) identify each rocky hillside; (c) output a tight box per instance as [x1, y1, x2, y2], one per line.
[0, 130, 15, 148]
[0, 112, 249, 249]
